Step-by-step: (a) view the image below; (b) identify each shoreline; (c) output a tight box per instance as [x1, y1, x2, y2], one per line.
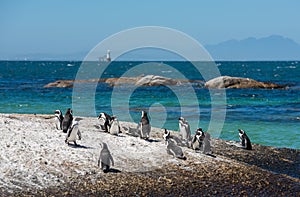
[0, 113, 299, 196]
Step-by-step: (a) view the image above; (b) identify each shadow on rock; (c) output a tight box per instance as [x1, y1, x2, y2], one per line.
[68, 144, 94, 149]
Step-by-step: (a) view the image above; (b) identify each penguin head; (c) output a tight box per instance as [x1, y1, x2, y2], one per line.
[163, 128, 170, 142]
[195, 128, 204, 140]
[54, 110, 62, 116]
[178, 117, 185, 121]
[65, 108, 72, 115]
[100, 142, 108, 149]
[141, 110, 148, 118]
[98, 112, 105, 120]
[238, 129, 245, 135]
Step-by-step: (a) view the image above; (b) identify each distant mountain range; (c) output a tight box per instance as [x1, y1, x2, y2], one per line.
[205, 35, 300, 61]
[1, 35, 300, 61]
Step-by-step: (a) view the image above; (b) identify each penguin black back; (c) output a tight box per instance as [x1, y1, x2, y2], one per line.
[62, 108, 73, 133]
[238, 129, 252, 150]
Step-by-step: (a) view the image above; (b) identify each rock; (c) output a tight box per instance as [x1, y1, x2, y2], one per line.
[44, 75, 202, 88]
[205, 76, 284, 89]
[43, 80, 74, 88]
[135, 75, 179, 86]
[105, 77, 141, 86]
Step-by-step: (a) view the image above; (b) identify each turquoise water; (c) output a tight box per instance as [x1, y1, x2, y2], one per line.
[0, 61, 299, 149]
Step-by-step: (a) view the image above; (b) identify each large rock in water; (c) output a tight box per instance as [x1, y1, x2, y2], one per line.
[205, 76, 284, 89]
[135, 75, 179, 86]
[44, 75, 195, 88]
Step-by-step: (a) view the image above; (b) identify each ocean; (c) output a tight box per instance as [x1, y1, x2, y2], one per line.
[0, 61, 299, 149]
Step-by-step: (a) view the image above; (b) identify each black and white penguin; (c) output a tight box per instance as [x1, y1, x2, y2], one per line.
[191, 128, 205, 151]
[97, 142, 114, 173]
[163, 129, 187, 160]
[54, 110, 64, 130]
[238, 129, 252, 150]
[178, 117, 191, 142]
[65, 121, 81, 145]
[98, 112, 112, 132]
[139, 111, 151, 139]
[62, 108, 73, 133]
[109, 116, 120, 135]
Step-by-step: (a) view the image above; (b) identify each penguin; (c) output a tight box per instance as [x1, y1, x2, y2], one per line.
[62, 108, 73, 133]
[238, 129, 252, 150]
[109, 116, 120, 135]
[98, 112, 112, 132]
[178, 117, 191, 142]
[138, 111, 151, 140]
[97, 142, 114, 173]
[54, 110, 64, 130]
[65, 121, 81, 146]
[163, 129, 187, 160]
[191, 128, 205, 151]
[202, 131, 212, 154]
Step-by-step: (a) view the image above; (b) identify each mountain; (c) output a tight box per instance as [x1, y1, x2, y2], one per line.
[205, 35, 300, 61]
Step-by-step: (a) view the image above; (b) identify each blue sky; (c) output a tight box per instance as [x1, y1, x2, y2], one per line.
[1, 0, 300, 58]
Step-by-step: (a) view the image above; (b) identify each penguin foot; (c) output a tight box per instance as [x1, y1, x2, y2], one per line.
[177, 156, 187, 160]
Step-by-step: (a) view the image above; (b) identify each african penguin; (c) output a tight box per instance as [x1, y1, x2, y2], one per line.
[202, 131, 212, 154]
[109, 116, 120, 135]
[65, 121, 81, 145]
[98, 112, 112, 132]
[178, 117, 191, 141]
[139, 111, 151, 140]
[62, 108, 73, 133]
[163, 129, 187, 160]
[98, 142, 114, 173]
[238, 129, 252, 150]
[191, 128, 205, 151]
[54, 109, 64, 130]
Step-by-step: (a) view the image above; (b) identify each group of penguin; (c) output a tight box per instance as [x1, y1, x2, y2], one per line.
[54, 108, 252, 173]
[54, 108, 81, 146]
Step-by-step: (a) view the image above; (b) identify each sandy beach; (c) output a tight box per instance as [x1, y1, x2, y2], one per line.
[0, 113, 299, 196]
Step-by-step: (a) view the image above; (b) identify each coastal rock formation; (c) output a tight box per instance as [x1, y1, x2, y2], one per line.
[1, 114, 299, 196]
[44, 75, 201, 88]
[205, 76, 284, 89]
[44, 80, 74, 88]
[44, 75, 284, 89]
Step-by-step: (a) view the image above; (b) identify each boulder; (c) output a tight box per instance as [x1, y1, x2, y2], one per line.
[205, 76, 284, 89]
[135, 75, 179, 86]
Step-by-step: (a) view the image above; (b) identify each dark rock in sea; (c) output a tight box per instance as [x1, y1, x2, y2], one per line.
[205, 76, 285, 89]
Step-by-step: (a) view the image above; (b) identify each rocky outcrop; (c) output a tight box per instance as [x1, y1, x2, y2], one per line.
[44, 75, 202, 88]
[44, 75, 284, 89]
[44, 80, 74, 88]
[205, 76, 284, 89]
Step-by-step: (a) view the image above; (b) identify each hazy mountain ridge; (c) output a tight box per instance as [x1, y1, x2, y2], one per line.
[205, 35, 300, 60]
